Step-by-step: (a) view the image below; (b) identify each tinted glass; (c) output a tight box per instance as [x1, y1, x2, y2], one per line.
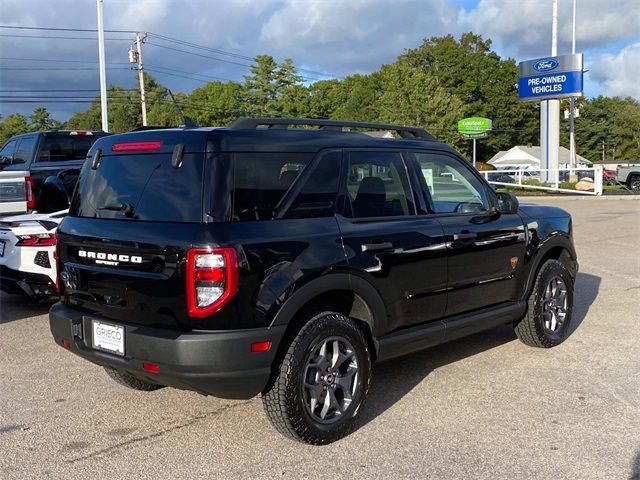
[0, 139, 17, 166]
[412, 152, 489, 213]
[345, 151, 414, 218]
[285, 151, 340, 219]
[37, 135, 94, 162]
[71, 153, 204, 222]
[13, 137, 36, 165]
[232, 153, 312, 221]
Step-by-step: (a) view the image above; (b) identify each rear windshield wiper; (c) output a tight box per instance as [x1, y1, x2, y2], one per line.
[98, 203, 135, 217]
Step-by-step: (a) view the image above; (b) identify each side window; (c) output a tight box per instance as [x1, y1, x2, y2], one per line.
[345, 151, 415, 218]
[0, 139, 17, 166]
[13, 137, 36, 165]
[413, 152, 489, 214]
[285, 151, 340, 219]
[232, 153, 313, 221]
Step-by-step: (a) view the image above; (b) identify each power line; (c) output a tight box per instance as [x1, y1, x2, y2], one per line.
[0, 57, 129, 65]
[148, 32, 343, 80]
[0, 25, 136, 33]
[0, 67, 131, 71]
[146, 41, 326, 82]
[0, 24, 342, 80]
[0, 34, 131, 41]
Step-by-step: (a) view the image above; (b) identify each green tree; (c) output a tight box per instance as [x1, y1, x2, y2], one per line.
[242, 55, 280, 116]
[332, 73, 382, 121]
[185, 81, 244, 126]
[29, 107, 61, 131]
[377, 63, 465, 150]
[564, 96, 640, 162]
[0, 113, 29, 145]
[400, 32, 538, 161]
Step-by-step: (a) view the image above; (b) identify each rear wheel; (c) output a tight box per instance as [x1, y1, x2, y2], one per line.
[628, 175, 640, 191]
[515, 259, 574, 348]
[262, 312, 371, 445]
[103, 366, 164, 391]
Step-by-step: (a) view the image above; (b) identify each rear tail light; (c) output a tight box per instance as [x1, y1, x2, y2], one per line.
[186, 247, 238, 318]
[16, 233, 56, 247]
[25, 176, 36, 210]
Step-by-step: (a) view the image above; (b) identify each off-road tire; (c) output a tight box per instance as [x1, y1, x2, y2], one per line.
[262, 312, 371, 445]
[628, 175, 640, 191]
[515, 259, 574, 348]
[104, 366, 164, 391]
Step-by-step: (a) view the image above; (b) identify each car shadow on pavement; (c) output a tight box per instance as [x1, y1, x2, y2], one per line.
[0, 292, 53, 324]
[631, 450, 640, 480]
[566, 272, 601, 337]
[357, 271, 601, 431]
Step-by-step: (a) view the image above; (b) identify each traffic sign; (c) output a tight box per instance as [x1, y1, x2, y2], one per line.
[518, 53, 583, 101]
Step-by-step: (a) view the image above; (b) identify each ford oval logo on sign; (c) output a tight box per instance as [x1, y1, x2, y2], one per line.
[533, 59, 559, 72]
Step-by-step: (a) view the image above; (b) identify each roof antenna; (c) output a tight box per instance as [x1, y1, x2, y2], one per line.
[166, 88, 198, 128]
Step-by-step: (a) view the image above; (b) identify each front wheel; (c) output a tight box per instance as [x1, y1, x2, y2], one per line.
[515, 259, 574, 348]
[262, 312, 371, 445]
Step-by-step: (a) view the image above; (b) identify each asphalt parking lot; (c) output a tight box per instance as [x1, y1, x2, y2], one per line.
[1, 197, 638, 480]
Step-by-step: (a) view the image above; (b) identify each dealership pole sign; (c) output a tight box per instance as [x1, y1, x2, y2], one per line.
[458, 117, 491, 167]
[458, 117, 492, 138]
[518, 53, 583, 101]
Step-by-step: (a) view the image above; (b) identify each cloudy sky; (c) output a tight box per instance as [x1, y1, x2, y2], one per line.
[0, 0, 638, 121]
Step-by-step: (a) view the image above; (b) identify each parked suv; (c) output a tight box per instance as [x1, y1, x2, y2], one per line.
[50, 118, 578, 444]
[0, 130, 109, 215]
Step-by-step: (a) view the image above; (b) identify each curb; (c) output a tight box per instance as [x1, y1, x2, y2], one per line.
[517, 195, 640, 201]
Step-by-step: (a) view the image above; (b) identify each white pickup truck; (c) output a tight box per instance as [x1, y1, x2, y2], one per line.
[0, 170, 30, 217]
[616, 165, 640, 191]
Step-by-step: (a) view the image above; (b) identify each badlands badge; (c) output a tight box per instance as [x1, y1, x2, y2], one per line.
[510, 257, 519, 269]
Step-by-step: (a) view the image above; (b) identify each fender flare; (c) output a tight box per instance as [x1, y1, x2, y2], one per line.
[270, 272, 387, 338]
[523, 233, 577, 297]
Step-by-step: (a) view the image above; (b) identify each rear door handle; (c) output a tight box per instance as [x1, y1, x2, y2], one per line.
[453, 232, 477, 241]
[361, 242, 393, 253]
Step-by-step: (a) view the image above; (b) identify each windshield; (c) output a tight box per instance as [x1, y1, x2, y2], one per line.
[70, 153, 204, 222]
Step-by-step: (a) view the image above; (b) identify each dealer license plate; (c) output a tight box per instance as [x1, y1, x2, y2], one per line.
[92, 320, 125, 356]
[0, 240, 5, 257]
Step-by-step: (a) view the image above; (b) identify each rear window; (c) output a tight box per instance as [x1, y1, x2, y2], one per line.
[232, 153, 313, 221]
[71, 153, 204, 222]
[36, 135, 97, 162]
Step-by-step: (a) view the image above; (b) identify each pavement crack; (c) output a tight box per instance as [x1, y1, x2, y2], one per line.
[65, 400, 253, 464]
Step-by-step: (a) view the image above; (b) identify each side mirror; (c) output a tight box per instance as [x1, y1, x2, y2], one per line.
[496, 192, 519, 214]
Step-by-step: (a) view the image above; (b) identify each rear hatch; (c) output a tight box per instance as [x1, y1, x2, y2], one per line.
[58, 130, 211, 330]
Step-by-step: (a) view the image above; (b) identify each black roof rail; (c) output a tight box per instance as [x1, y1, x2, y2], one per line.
[229, 117, 436, 141]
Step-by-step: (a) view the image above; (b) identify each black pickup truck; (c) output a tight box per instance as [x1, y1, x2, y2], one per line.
[50, 118, 578, 444]
[0, 130, 108, 215]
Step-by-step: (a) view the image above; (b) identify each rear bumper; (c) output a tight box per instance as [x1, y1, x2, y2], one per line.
[0, 265, 57, 298]
[49, 302, 287, 399]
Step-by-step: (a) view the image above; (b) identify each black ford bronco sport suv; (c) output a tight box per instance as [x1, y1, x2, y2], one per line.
[50, 118, 578, 444]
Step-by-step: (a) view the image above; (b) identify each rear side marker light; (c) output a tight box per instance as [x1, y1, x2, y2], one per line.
[251, 341, 272, 353]
[186, 247, 238, 318]
[112, 141, 162, 152]
[142, 362, 160, 373]
[61, 339, 72, 349]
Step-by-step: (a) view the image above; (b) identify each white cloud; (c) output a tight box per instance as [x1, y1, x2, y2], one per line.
[0, 0, 638, 119]
[588, 43, 640, 99]
[457, 0, 640, 59]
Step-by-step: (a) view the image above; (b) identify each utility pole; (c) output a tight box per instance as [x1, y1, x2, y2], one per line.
[130, 33, 148, 126]
[568, 0, 577, 180]
[96, 0, 108, 131]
